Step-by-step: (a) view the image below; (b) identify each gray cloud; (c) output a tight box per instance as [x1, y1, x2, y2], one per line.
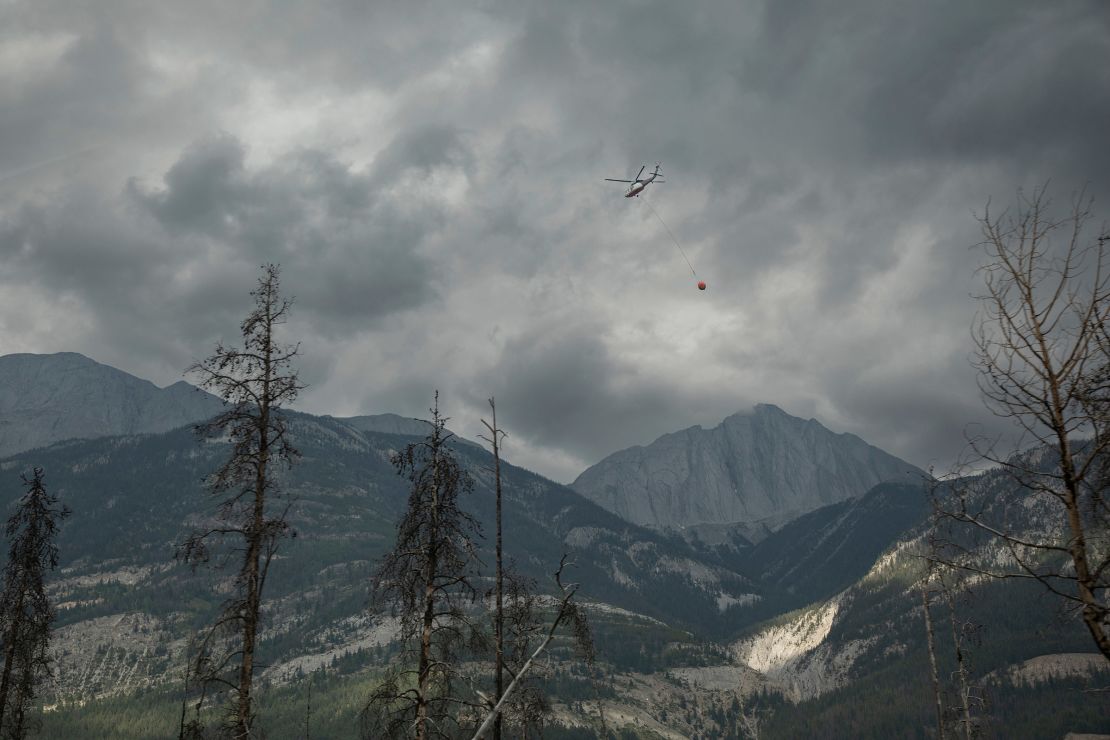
[1, 0, 1107, 482]
[462, 318, 754, 463]
[128, 133, 441, 334]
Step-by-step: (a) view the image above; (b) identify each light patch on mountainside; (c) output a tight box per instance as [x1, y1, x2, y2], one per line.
[261, 616, 401, 685]
[579, 600, 668, 626]
[991, 653, 1110, 687]
[730, 595, 877, 700]
[563, 525, 607, 548]
[734, 598, 839, 673]
[552, 695, 687, 740]
[769, 637, 876, 701]
[716, 593, 760, 612]
[51, 612, 184, 700]
[53, 563, 165, 589]
[609, 558, 636, 588]
[655, 555, 721, 586]
[864, 535, 924, 582]
[667, 664, 767, 693]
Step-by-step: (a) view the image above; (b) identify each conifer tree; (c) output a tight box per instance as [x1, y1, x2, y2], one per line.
[363, 393, 484, 739]
[181, 263, 303, 737]
[0, 467, 69, 739]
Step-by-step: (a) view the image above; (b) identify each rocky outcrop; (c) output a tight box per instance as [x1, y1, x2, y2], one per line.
[0, 352, 224, 457]
[731, 595, 876, 701]
[572, 404, 921, 530]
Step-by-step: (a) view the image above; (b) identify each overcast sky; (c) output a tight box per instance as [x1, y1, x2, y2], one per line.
[1, 1, 1108, 482]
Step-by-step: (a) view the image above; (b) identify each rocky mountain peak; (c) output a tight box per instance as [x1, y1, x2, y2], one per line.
[0, 352, 225, 458]
[571, 404, 921, 532]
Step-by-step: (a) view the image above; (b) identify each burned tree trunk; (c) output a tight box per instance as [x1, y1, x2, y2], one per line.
[363, 393, 483, 739]
[479, 398, 507, 740]
[180, 263, 303, 737]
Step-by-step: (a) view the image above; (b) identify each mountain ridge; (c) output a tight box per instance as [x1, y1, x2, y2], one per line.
[572, 403, 923, 531]
[0, 352, 227, 458]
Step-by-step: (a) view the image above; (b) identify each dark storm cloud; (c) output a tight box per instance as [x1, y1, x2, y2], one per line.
[128, 133, 442, 334]
[0, 10, 237, 184]
[133, 135, 248, 236]
[0, 183, 216, 376]
[2, 0, 1107, 482]
[369, 125, 476, 186]
[0, 123, 463, 382]
[465, 319, 753, 464]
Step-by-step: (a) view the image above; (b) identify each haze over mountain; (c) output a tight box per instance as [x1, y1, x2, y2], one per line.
[572, 404, 923, 533]
[0, 352, 226, 458]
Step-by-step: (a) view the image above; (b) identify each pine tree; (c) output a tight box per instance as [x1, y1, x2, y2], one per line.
[181, 263, 303, 737]
[363, 393, 484, 739]
[0, 467, 69, 739]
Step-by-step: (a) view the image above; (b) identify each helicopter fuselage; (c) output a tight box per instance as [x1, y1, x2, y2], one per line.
[606, 165, 662, 197]
[625, 179, 651, 197]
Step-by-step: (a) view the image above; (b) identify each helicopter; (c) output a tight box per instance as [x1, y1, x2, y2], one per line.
[604, 163, 664, 198]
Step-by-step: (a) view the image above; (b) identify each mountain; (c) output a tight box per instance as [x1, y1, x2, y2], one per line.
[710, 480, 932, 627]
[9, 421, 1097, 738]
[726, 452, 1110, 738]
[332, 412, 480, 448]
[4, 356, 1097, 737]
[738, 481, 931, 602]
[0, 352, 225, 457]
[332, 412, 434, 437]
[0, 410, 765, 705]
[572, 403, 923, 532]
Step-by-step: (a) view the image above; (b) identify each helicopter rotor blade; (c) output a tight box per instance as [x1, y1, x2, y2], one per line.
[635, 165, 646, 180]
[605, 178, 634, 182]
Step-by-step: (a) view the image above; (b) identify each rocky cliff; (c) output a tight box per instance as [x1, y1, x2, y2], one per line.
[571, 404, 921, 530]
[0, 352, 225, 457]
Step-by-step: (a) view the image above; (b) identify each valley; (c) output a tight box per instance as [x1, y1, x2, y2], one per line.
[0, 354, 1106, 737]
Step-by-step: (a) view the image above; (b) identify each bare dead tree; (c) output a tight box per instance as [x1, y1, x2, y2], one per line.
[478, 398, 507, 740]
[922, 480, 988, 740]
[180, 263, 303, 738]
[498, 571, 549, 737]
[363, 393, 485, 739]
[471, 567, 556, 738]
[920, 573, 946, 740]
[471, 555, 595, 740]
[0, 468, 68, 740]
[919, 566, 985, 740]
[941, 583, 979, 740]
[933, 186, 1110, 662]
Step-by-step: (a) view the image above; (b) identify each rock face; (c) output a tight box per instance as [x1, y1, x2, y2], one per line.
[571, 404, 921, 530]
[0, 352, 225, 458]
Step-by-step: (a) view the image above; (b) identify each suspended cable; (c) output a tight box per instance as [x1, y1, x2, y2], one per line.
[642, 196, 698, 279]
